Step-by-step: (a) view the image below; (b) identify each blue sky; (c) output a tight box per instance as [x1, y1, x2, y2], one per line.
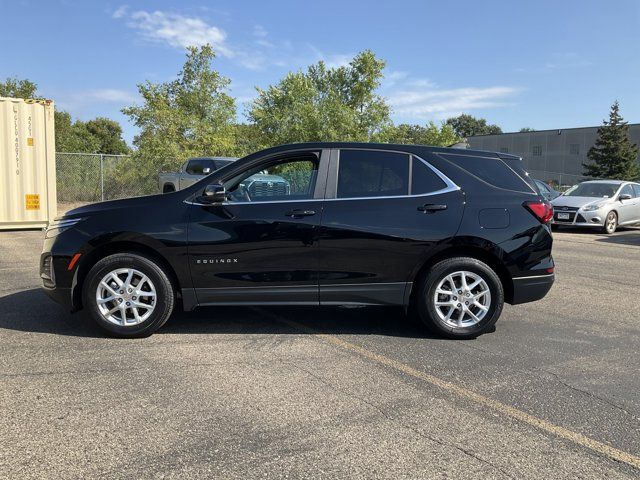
[1, 0, 639, 144]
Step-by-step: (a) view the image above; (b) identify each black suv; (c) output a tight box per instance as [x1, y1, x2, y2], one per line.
[42, 143, 554, 339]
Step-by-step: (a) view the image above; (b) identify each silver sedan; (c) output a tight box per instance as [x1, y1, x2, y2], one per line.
[551, 180, 640, 234]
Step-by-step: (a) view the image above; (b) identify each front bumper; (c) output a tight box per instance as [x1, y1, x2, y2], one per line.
[42, 285, 74, 311]
[552, 208, 605, 227]
[511, 273, 554, 305]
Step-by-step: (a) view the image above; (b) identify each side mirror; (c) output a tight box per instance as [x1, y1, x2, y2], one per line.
[199, 184, 226, 205]
[619, 193, 632, 201]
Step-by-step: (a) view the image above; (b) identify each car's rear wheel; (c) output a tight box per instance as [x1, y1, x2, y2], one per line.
[416, 257, 504, 339]
[603, 211, 617, 234]
[83, 253, 175, 337]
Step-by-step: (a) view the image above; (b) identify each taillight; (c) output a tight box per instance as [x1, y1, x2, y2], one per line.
[523, 200, 553, 223]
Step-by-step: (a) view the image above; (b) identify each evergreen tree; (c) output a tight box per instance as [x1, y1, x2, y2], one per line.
[583, 101, 639, 180]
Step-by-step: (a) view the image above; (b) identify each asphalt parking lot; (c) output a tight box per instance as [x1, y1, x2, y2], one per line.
[1, 228, 640, 479]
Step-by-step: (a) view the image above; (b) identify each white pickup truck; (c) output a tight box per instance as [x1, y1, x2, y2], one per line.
[159, 157, 237, 193]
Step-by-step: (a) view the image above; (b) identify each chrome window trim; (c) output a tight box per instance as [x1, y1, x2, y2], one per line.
[330, 150, 459, 202]
[185, 149, 460, 206]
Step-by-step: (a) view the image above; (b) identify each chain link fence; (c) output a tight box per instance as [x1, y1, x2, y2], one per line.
[56, 152, 166, 214]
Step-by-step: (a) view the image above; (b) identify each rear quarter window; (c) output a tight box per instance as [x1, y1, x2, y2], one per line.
[438, 153, 536, 193]
[411, 157, 446, 194]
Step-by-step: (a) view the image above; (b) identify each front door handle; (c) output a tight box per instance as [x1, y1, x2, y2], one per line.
[285, 209, 316, 218]
[418, 204, 447, 213]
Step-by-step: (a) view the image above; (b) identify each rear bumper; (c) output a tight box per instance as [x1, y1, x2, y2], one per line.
[510, 273, 554, 305]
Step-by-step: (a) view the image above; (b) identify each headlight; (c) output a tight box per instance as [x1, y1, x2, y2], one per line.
[44, 217, 84, 238]
[581, 202, 605, 212]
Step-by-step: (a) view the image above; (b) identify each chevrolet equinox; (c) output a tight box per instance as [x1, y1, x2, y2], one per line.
[41, 143, 555, 339]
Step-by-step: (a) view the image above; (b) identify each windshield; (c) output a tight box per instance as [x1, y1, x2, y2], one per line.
[563, 182, 619, 198]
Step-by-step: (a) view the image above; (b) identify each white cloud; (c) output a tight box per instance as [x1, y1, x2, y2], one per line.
[387, 82, 521, 121]
[253, 25, 268, 38]
[112, 5, 128, 19]
[56, 89, 138, 112]
[117, 8, 234, 57]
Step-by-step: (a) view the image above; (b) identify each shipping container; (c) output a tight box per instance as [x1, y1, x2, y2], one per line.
[0, 97, 57, 229]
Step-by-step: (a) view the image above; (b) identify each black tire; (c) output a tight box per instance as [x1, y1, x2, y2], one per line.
[602, 211, 617, 234]
[415, 257, 504, 339]
[550, 224, 559, 232]
[163, 184, 176, 193]
[83, 253, 175, 338]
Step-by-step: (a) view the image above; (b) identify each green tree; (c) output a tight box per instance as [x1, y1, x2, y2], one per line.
[233, 123, 264, 156]
[0, 77, 38, 98]
[374, 122, 460, 146]
[121, 45, 238, 193]
[445, 114, 502, 138]
[248, 50, 390, 145]
[583, 101, 639, 180]
[519, 127, 535, 132]
[54, 111, 100, 153]
[85, 117, 130, 155]
[123, 45, 237, 168]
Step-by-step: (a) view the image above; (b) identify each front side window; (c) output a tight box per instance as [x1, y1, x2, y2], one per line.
[337, 150, 409, 198]
[633, 184, 640, 198]
[225, 154, 319, 203]
[619, 184, 635, 198]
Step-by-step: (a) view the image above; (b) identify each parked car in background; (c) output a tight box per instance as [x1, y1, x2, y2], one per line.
[159, 157, 237, 192]
[551, 180, 640, 233]
[42, 143, 555, 339]
[534, 179, 561, 201]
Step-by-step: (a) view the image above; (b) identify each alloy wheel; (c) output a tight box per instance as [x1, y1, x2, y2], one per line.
[433, 270, 492, 328]
[605, 212, 617, 234]
[96, 268, 157, 326]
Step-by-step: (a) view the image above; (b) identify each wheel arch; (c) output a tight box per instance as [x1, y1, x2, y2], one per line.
[409, 243, 514, 306]
[72, 240, 181, 311]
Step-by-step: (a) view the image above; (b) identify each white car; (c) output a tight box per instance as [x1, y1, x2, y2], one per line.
[551, 180, 640, 234]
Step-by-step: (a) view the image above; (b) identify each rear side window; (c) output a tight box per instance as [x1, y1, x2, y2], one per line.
[440, 153, 535, 193]
[535, 180, 551, 194]
[337, 150, 409, 198]
[411, 157, 446, 194]
[186, 159, 215, 175]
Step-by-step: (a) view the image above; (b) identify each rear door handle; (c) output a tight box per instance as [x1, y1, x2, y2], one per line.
[285, 209, 316, 218]
[418, 204, 447, 213]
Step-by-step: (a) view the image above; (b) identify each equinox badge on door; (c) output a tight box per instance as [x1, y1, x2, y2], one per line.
[195, 258, 239, 264]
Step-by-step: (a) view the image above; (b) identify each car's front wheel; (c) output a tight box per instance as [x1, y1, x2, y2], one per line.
[83, 253, 175, 337]
[416, 257, 504, 339]
[603, 211, 618, 234]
